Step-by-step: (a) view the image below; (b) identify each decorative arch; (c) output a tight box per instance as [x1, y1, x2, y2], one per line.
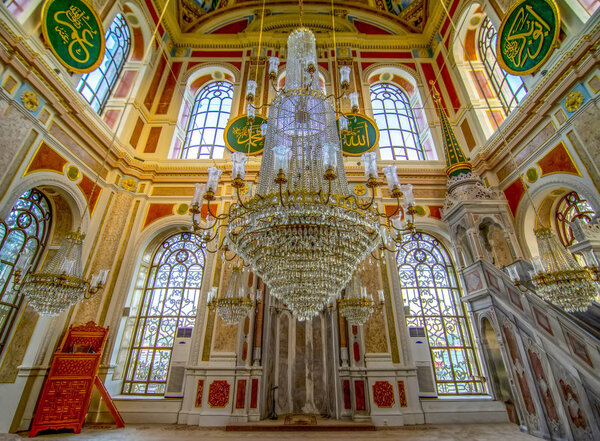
[0, 188, 52, 354]
[365, 67, 436, 161]
[396, 231, 484, 395]
[514, 175, 600, 259]
[121, 231, 206, 395]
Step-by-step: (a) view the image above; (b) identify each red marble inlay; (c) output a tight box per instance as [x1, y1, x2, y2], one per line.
[156, 62, 182, 114]
[211, 19, 249, 34]
[373, 381, 395, 408]
[537, 142, 580, 177]
[566, 332, 593, 367]
[503, 178, 526, 217]
[353, 342, 360, 362]
[143, 203, 175, 229]
[532, 307, 553, 335]
[527, 349, 559, 422]
[208, 380, 230, 408]
[25, 142, 67, 175]
[398, 381, 407, 407]
[250, 378, 258, 408]
[77, 174, 101, 214]
[354, 380, 366, 411]
[427, 205, 443, 220]
[235, 379, 246, 409]
[195, 380, 204, 407]
[559, 380, 587, 429]
[343, 380, 351, 409]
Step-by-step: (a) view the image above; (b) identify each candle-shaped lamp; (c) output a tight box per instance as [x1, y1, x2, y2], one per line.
[231, 152, 247, 181]
[206, 167, 222, 194]
[246, 80, 257, 101]
[362, 151, 378, 181]
[273, 145, 292, 182]
[322, 142, 338, 177]
[269, 56, 280, 79]
[339, 65, 351, 89]
[349, 92, 359, 113]
[382, 165, 400, 194]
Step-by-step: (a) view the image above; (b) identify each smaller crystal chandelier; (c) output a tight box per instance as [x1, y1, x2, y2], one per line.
[527, 227, 599, 312]
[13, 232, 108, 316]
[208, 266, 253, 324]
[338, 273, 379, 326]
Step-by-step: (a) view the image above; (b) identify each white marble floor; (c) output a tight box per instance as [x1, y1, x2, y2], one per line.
[0, 423, 539, 441]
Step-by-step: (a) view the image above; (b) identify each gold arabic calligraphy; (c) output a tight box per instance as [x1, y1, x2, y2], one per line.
[343, 121, 370, 149]
[503, 4, 551, 68]
[54, 5, 98, 64]
[232, 125, 264, 150]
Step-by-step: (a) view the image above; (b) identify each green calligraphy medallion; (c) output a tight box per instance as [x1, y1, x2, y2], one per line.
[497, 0, 560, 76]
[224, 115, 266, 155]
[338, 114, 379, 156]
[42, 0, 105, 73]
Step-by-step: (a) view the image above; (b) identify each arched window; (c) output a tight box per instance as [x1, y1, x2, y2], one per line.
[478, 17, 527, 115]
[76, 13, 131, 114]
[122, 232, 205, 395]
[555, 191, 595, 247]
[181, 81, 234, 159]
[0, 189, 51, 354]
[397, 232, 484, 395]
[370, 83, 425, 160]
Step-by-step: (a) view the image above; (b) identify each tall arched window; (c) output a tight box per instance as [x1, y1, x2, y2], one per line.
[181, 81, 234, 159]
[0, 189, 51, 354]
[370, 83, 425, 160]
[478, 17, 527, 115]
[397, 232, 484, 395]
[555, 191, 595, 247]
[77, 13, 131, 114]
[122, 232, 205, 395]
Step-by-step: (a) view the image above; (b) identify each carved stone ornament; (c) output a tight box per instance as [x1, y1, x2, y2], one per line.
[442, 171, 497, 213]
[21, 90, 40, 111]
[565, 90, 584, 112]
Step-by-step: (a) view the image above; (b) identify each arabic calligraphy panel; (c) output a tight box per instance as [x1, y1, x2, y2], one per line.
[497, 0, 560, 75]
[42, 0, 105, 73]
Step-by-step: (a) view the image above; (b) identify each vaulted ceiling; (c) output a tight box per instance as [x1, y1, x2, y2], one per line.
[149, 0, 450, 49]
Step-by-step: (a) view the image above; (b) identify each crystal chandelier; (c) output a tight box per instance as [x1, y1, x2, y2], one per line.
[13, 232, 108, 316]
[338, 273, 376, 326]
[191, 28, 417, 321]
[527, 227, 599, 312]
[208, 267, 253, 324]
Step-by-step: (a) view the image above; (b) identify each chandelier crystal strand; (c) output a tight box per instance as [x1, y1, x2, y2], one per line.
[338, 273, 375, 326]
[530, 228, 600, 312]
[225, 28, 381, 321]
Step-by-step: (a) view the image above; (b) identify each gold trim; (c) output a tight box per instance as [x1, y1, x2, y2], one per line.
[496, 0, 561, 76]
[40, 0, 106, 74]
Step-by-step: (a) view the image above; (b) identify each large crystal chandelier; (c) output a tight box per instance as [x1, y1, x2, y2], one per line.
[13, 232, 108, 316]
[528, 228, 599, 311]
[191, 28, 417, 321]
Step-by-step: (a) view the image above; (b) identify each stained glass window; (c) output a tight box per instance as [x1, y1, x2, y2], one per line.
[76, 13, 131, 114]
[122, 232, 205, 395]
[555, 191, 595, 247]
[370, 82, 425, 161]
[0, 189, 51, 354]
[181, 81, 234, 159]
[478, 17, 527, 115]
[397, 232, 484, 395]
